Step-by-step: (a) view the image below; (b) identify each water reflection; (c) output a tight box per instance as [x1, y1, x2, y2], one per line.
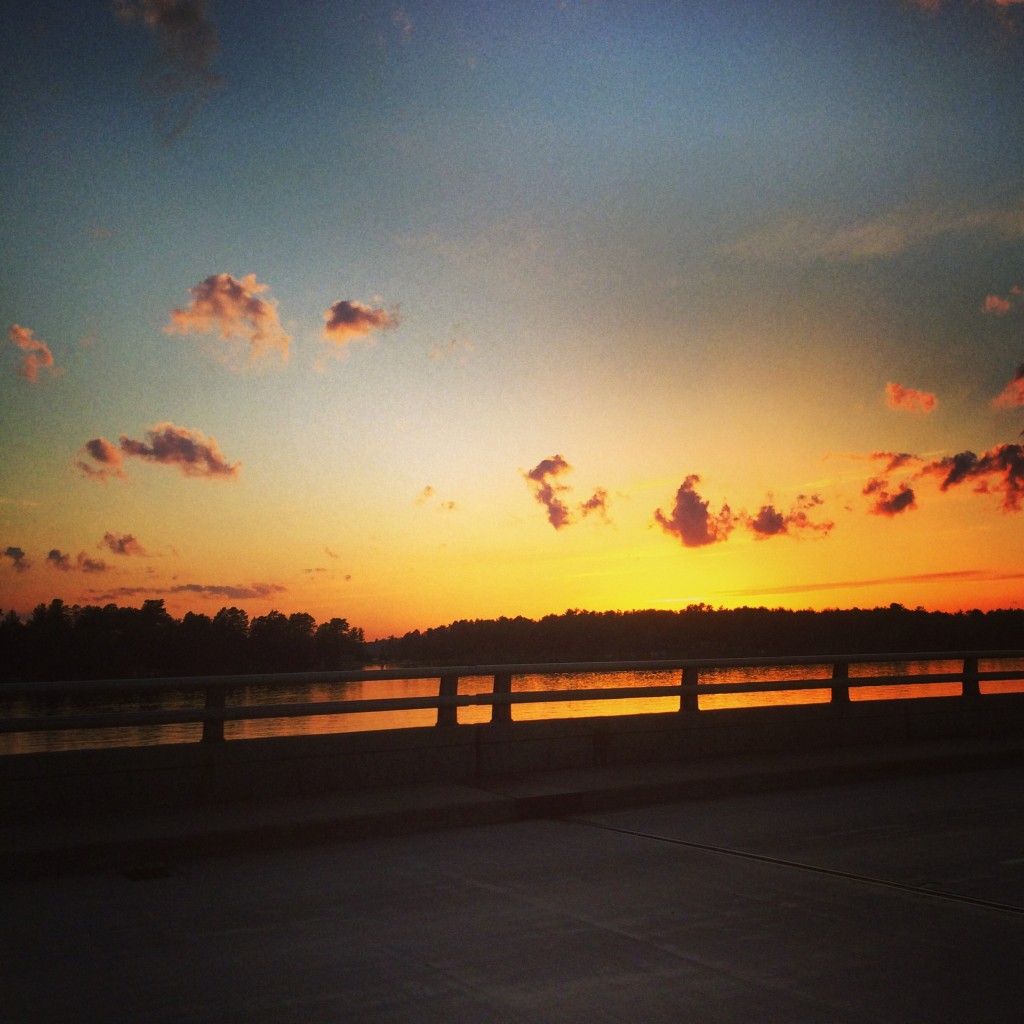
[2, 657, 1021, 754]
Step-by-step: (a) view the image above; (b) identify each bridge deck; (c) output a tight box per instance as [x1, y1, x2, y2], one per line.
[2, 734, 1021, 1023]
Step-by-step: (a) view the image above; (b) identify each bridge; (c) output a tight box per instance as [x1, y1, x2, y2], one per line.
[1, 651, 1022, 1021]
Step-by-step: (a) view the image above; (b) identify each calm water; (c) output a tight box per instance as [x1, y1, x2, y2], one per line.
[2, 657, 1022, 755]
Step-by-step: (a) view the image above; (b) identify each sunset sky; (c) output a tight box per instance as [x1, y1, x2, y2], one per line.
[2, 0, 1023, 640]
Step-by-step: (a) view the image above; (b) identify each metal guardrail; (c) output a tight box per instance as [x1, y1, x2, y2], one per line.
[1, 651, 1022, 747]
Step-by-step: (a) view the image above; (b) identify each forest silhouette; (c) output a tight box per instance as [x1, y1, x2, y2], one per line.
[2, 599, 1022, 683]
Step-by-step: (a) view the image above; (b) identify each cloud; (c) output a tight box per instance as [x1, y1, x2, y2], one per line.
[723, 200, 1024, 263]
[87, 581, 287, 602]
[746, 494, 834, 538]
[525, 455, 574, 529]
[885, 381, 937, 414]
[920, 444, 1024, 511]
[993, 364, 1024, 409]
[864, 478, 918, 516]
[723, 567, 1024, 599]
[169, 582, 287, 599]
[165, 273, 289, 366]
[579, 488, 610, 522]
[982, 294, 1013, 315]
[119, 422, 240, 477]
[114, 0, 222, 140]
[8, 324, 58, 382]
[321, 300, 399, 360]
[100, 532, 148, 556]
[416, 485, 435, 504]
[655, 475, 738, 547]
[78, 423, 239, 480]
[2, 546, 30, 572]
[75, 438, 128, 481]
[47, 549, 108, 573]
[524, 455, 611, 530]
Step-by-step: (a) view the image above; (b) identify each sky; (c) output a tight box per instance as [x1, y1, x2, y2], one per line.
[2, 0, 1024, 640]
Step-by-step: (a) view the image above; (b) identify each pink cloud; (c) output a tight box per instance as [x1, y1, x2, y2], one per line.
[322, 300, 399, 351]
[166, 273, 289, 366]
[655, 475, 738, 547]
[982, 294, 1013, 315]
[78, 423, 239, 480]
[75, 438, 127, 480]
[524, 455, 574, 529]
[8, 324, 58, 382]
[118, 422, 240, 478]
[993, 365, 1024, 409]
[885, 381, 937, 414]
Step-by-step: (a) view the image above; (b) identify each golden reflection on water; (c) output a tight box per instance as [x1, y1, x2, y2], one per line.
[2, 658, 1022, 753]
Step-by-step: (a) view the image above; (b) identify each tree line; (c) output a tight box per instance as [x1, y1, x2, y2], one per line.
[380, 604, 1024, 666]
[0, 599, 365, 683]
[2, 599, 1022, 683]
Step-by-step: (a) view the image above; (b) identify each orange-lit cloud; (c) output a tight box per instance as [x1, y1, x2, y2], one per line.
[2, 546, 30, 572]
[885, 381, 937, 413]
[746, 494, 833, 538]
[864, 478, 918, 517]
[78, 423, 239, 480]
[655, 475, 738, 547]
[47, 549, 108, 573]
[114, 0, 222, 140]
[920, 444, 1024, 511]
[75, 438, 128, 481]
[166, 273, 289, 366]
[993, 365, 1024, 409]
[87, 581, 286, 601]
[322, 300, 399, 357]
[100, 532, 148, 556]
[524, 455, 610, 530]
[8, 324, 58, 382]
[982, 294, 1013, 315]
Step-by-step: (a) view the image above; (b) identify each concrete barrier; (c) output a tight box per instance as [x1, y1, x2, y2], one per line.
[3, 693, 1022, 820]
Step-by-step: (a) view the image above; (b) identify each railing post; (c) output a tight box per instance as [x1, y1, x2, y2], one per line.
[491, 671, 513, 725]
[962, 656, 980, 699]
[436, 674, 459, 726]
[831, 661, 849, 704]
[680, 666, 699, 713]
[202, 686, 226, 743]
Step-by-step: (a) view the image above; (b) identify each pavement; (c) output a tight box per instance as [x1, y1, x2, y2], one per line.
[2, 735, 1022, 1022]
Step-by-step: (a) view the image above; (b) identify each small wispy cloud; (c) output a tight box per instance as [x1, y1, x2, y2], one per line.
[723, 200, 1024, 264]
[885, 381, 937, 414]
[8, 324, 59, 382]
[746, 494, 833, 538]
[166, 273, 289, 367]
[993, 364, 1024, 409]
[87, 581, 287, 602]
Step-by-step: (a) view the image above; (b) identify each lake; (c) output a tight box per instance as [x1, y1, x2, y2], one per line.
[2, 657, 1022, 755]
